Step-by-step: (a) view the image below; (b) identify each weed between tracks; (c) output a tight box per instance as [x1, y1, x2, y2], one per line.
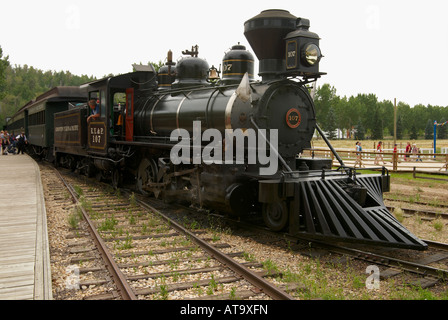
[68, 205, 83, 229]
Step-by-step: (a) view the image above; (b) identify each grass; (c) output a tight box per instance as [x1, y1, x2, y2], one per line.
[206, 274, 218, 295]
[262, 259, 280, 275]
[128, 213, 136, 225]
[68, 206, 83, 229]
[78, 195, 93, 214]
[98, 215, 118, 231]
[390, 171, 447, 184]
[73, 185, 84, 197]
[393, 207, 405, 223]
[155, 276, 169, 300]
[129, 192, 137, 207]
[229, 287, 237, 300]
[433, 219, 444, 231]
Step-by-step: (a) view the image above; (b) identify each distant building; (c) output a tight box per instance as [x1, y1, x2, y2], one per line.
[315, 128, 347, 139]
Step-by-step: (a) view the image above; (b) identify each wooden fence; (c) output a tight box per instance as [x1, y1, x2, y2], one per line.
[303, 148, 448, 172]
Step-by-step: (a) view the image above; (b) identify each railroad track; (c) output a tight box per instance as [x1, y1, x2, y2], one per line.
[385, 205, 448, 221]
[42, 162, 448, 299]
[47, 166, 297, 300]
[384, 197, 448, 209]
[128, 187, 448, 294]
[40, 164, 119, 299]
[162, 200, 448, 292]
[221, 215, 448, 291]
[306, 239, 448, 289]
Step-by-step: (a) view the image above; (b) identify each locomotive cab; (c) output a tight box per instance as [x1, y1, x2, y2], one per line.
[53, 68, 157, 180]
[81, 67, 157, 156]
[85, 88, 107, 154]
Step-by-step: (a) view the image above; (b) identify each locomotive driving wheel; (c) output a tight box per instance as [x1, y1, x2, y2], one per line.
[262, 201, 288, 231]
[136, 158, 158, 195]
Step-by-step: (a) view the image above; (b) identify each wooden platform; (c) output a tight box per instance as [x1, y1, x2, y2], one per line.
[0, 154, 52, 300]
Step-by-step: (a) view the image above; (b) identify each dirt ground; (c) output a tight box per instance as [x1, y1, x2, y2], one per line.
[385, 174, 448, 243]
[389, 172, 447, 204]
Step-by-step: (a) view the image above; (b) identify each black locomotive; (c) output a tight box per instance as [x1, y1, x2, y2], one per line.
[7, 9, 427, 250]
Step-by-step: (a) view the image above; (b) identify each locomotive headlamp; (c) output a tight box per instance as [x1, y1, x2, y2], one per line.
[284, 18, 326, 78]
[304, 43, 321, 66]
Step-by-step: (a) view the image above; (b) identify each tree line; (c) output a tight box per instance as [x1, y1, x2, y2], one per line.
[314, 84, 448, 140]
[0, 45, 165, 126]
[0, 45, 96, 126]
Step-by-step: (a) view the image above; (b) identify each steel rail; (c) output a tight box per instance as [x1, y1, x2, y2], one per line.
[423, 239, 448, 251]
[54, 169, 137, 300]
[306, 238, 448, 280]
[135, 197, 295, 300]
[385, 205, 448, 220]
[384, 198, 448, 209]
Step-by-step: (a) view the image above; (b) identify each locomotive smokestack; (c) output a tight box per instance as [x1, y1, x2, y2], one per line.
[244, 9, 297, 81]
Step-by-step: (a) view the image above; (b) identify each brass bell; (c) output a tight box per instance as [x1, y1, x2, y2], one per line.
[208, 65, 220, 80]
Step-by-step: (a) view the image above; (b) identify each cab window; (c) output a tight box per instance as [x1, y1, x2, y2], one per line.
[88, 91, 106, 119]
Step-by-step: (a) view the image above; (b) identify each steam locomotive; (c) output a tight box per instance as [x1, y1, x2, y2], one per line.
[8, 9, 427, 250]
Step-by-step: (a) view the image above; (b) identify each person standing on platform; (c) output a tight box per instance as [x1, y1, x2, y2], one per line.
[416, 147, 423, 162]
[0, 130, 4, 155]
[374, 141, 386, 165]
[405, 142, 411, 161]
[16, 132, 28, 155]
[355, 141, 364, 168]
[1, 130, 10, 155]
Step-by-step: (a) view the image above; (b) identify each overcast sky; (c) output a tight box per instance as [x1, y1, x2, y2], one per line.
[1, 0, 447, 108]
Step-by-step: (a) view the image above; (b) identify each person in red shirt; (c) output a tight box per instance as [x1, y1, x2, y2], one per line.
[405, 142, 411, 161]
[374, 141, 385, 165]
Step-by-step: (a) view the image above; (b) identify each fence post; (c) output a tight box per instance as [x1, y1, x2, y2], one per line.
[445, 154, 448, 172]
[393, 152, 398, 172]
